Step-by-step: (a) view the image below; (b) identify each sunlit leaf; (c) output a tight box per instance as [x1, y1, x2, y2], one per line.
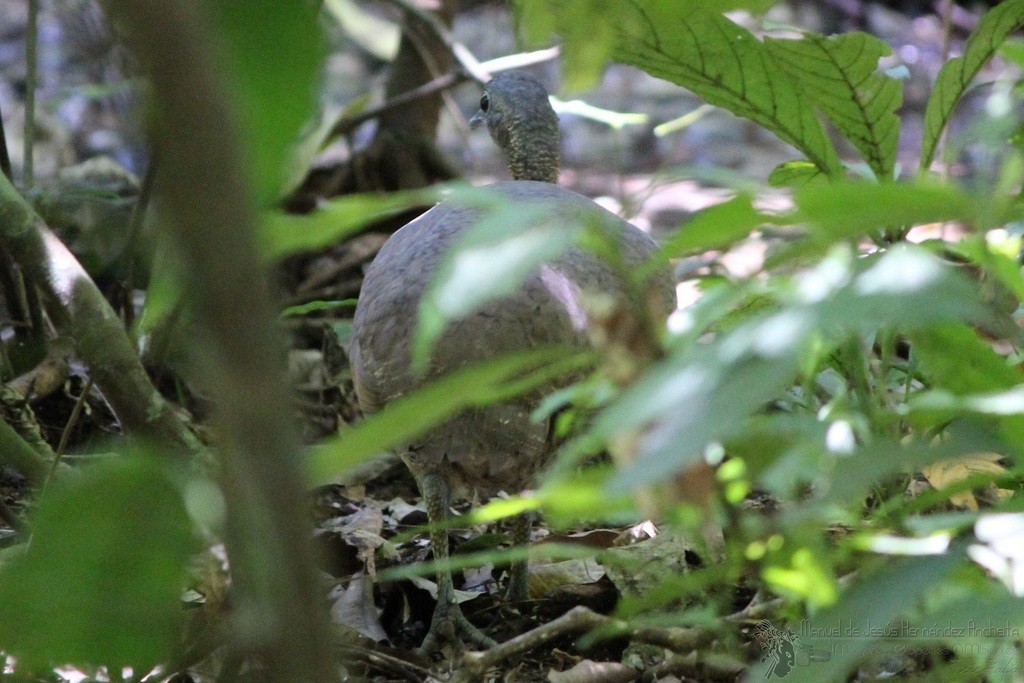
[922, 453, 1011, 510]
[512, 2, 842, 176]
[762, 546, 837, 608]
[920, 0, 1024, 170]
[768, 159, 828, 187]
[766, 32, 902, 179]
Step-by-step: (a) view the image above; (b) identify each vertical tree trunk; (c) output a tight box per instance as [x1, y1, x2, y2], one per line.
[96, 1, 340, 680]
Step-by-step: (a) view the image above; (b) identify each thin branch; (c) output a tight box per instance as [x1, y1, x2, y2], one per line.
[453, 606, 713, 683]
[381, 0, 491, 82]
[328, 48, 560, 139]
[331, 72, 463, 138]
[24, 0, 39, 191]
[48, 376, 94, 486]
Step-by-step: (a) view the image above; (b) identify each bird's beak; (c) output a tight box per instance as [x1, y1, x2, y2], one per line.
[469, 110, 486, 129]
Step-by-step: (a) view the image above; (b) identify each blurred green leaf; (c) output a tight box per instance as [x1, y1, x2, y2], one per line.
[306, 347, 592, 485]
[412, 188, 640, 372]
[945, 234, 1024, 301]
[768, 159, 828, 187]
[0, 458, 193, 670]
[211, 0, 325, 203]
[763, 546, 837, 607]
[776, 552, 998, 682]
[920, 0, 1024, 170]
[910, 323, 1023, 395]
[537, 465, 637, 526]
[827, 425, 1008, 506]
[765, 32, 902, 180]
[259, 186, 443, 258]
[657, 193, 768, 259]
[279, 299, 357, 317]
[512, 0, 639, 92]
[909, 323, 1024, 449]
[414, 203, 575, 371]
[793, 180, 988, 243]
[593, 247, 988, 494]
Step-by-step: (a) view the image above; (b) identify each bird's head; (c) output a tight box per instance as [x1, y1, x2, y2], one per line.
[470, 72, 560, 183]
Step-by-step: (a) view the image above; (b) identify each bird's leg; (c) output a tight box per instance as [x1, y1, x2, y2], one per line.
[416, 470, 497, 655]
[505, 511, 533, 603]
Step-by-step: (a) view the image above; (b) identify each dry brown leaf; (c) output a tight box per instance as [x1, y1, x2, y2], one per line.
[921, 453, 1013, 510]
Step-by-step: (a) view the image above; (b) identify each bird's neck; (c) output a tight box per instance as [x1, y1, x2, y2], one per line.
[503, 121, 560, 184]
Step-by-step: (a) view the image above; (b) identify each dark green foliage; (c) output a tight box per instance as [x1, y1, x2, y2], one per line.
[0, 457, 194, 671]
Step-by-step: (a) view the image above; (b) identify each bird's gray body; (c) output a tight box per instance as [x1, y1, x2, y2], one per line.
[351, 180, 675, 492]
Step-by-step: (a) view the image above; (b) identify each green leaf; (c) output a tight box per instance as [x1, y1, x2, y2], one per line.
[0, 458, 193, 670]
[909, 322, 1024, 448]
[258, 186, 442, 258]
[515, 0, 781, 90]
[210, 0, 325, 204]
[793, 180, 983, 243]
[513, 0, 617, 91]
[657, 193, 767, 259]
[609, 3, 844, 177]
[306, 347, 593, 485]
[512, 2, 843, 176]
[945, 234, 1024, 302]
[279, 299, 357, 318]
[765, 32, 902, 179]
[826, 426, 1007, 505]
[920, 0, 1024, 170]
[591, 246, 988, 493]
[768, 159, 828, 188]
[772, 552, 964, 682]
[910, 323, 1023, 396]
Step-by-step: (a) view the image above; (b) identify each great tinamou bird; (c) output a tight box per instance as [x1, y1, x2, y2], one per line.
[350, 72, 676, 652]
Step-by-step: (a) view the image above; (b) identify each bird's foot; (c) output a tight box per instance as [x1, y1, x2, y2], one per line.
[416, 598, 496, 656]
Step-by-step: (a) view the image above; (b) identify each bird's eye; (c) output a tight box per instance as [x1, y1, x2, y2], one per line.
[479, 93, 489, 112]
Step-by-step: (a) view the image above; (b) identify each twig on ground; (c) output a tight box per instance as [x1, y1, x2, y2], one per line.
[453, 606, 714, 683]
